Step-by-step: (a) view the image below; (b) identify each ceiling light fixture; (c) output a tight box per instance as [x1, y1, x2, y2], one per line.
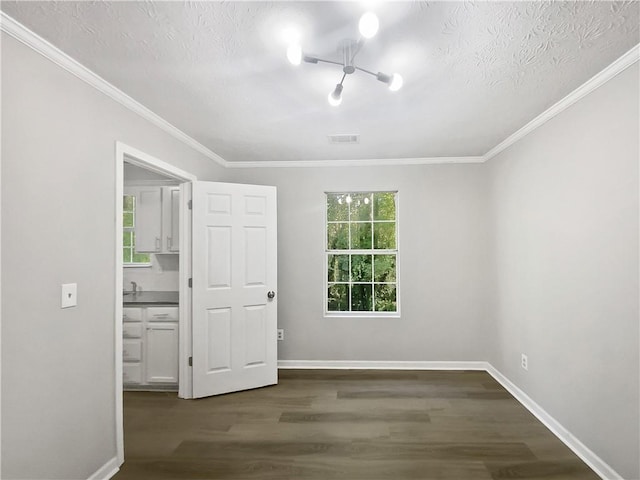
[287, 11, 403, 106]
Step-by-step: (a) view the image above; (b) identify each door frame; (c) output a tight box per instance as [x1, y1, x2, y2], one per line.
[114, 142, 196, 465]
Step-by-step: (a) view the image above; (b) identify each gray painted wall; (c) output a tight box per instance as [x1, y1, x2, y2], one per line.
[487, 63, 639, 479]
[225, 164, 493, 362]
[1, 34, 226, 479]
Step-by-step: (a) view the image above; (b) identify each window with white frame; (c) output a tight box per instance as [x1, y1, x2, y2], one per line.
[123, 194, 151, 266]
[325, 191, 398, 315]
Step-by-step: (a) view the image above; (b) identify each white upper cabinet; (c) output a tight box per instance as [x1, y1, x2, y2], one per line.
[163, 187, 180, 252]
[125, 186, 180, 253]
[131, 187, 162, 252]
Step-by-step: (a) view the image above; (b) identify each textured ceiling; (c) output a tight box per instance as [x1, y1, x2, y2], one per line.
[2, 1, 638, 163]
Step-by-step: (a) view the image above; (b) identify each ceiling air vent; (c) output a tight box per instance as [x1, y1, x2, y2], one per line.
[328, 134, 360, 145]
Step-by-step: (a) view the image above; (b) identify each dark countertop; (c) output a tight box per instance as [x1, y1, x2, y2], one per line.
[123, 291, 178, 306]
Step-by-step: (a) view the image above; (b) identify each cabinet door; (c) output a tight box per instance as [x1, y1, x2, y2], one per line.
[145, 322, 178, 384]
[123, 363, 142, 384]
[162, 187, 180, 252]
[131, 187, 162, 252]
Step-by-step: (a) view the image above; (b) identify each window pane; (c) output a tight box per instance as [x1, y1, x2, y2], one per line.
[373, 192, 396, 221]
[351, 255, 372, 282]
[374, 222, 396, 249]
[327, 194, 349, 222]
[123, 195, 135, 212]
[123, 212, 134, 228]
[123, 231, 133, 247]
[328, 255, 350, 282]
[374, 255, 396, 282]
[374, 284, 397, 312]
[351, 284, 373, 311]
[350, 223, 372, 249]
[328, 284, 349, 311]
[349, 193, 372, 221]
[327, 223, 349, 250]
[132, 252, 151, 263]
[123, 248, 132, 263]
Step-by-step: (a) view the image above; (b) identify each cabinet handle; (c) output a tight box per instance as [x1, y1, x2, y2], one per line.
[153, 313, 169, 318]
[155, 237, 161, 251]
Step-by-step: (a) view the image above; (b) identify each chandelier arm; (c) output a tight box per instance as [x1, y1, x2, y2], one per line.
[309, 57, 344, 67]
[354, 66, 377, 77]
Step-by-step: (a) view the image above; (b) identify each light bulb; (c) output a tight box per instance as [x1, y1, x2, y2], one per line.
[359, 12, 379, 39]
[328, 84, 343, 106]
[328, 91, 342, 106]
[286, 44, 302, 65]
[389, 73, 403, 91]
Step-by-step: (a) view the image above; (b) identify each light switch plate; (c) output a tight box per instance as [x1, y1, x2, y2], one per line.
[61, 283, 77, 308]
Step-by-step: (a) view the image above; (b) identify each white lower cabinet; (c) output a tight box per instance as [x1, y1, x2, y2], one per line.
[123, 363, 143, 384]
[122, 306, 178, 389]
[146, 323, 179, 384]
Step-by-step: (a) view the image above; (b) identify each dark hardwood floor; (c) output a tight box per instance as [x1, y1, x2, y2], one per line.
[114, 370, 599, 479]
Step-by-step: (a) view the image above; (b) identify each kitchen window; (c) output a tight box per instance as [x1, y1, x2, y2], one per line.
[123, 195, 151, 266]
[325, 191, 398, 315]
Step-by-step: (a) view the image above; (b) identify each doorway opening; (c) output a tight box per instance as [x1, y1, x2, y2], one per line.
[115, 142, 197, 464]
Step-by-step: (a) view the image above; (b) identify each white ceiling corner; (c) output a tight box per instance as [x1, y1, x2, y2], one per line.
[1, 1, 638, 167]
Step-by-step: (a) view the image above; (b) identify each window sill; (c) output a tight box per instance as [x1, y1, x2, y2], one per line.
[324, 312, 400, 319]
[123, 263, 152, 268]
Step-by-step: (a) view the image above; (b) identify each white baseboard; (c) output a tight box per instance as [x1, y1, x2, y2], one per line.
[87, 456, 120, 480]
[277, 360, 622, 480]
[278, 360, 489, 370]
[485, 365, 623, 480]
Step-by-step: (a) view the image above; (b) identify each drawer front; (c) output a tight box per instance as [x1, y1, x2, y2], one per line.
[123, 363, 142, 384]
[146, 307, 179, 322]
[123, 308, 142, 322]
[123, 339, 142, 361]
[123, 323, 142, 339]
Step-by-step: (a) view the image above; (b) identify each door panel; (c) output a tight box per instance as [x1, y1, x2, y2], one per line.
[207, 227, 232, 288]
[191, 182, 277, 398]
[207, 308, 232, 372]
[244, 305, 267, 367]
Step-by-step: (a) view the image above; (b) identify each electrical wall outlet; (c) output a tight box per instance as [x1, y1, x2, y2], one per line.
[277, 329, 284, 341]
[521, 353, 528, 371]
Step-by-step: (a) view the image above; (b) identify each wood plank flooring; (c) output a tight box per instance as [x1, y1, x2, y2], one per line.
[114, 370, 599, 480]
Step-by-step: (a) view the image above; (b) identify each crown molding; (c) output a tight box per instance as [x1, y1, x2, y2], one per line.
[226, 156, 485, 168]
[0, 12, 228, 168]
[2, 13, 637, 169]
[484, 43, 640, 162]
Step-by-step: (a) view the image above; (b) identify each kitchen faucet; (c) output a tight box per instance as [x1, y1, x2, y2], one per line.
[131, 281, 137, 294]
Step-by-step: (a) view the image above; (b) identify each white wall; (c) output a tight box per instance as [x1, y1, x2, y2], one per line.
[487, 63, 639, 479]
[123, 255, 179, 292]
[226, 164, 493, 362]
[1, 33, 226, 479]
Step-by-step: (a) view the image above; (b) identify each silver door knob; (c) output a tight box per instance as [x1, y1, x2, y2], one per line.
[267, 291, 276, 299]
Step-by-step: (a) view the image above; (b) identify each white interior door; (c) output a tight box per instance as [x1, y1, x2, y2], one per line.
[191, 181, 277, 398]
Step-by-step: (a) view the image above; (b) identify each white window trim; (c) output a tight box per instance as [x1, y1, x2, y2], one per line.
[323, 190, 400, 318]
